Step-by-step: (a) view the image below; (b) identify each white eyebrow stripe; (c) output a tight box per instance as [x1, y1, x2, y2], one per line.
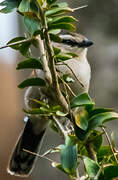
[59, 34, 73, 39]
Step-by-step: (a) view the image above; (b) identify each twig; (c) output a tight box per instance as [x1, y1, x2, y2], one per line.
[57, 62, 85, 88]
[94, 159, 104, 180]
[53, 116, 67, 138]
[73, 5, 88, 12]
[57, 73, 76, 97]
[76, 168, 80, 180]
[37, 36, 52, 85]
[102, 127, 118, 163]
[23, 148, 53, 162]
[0, 38, 32, 49]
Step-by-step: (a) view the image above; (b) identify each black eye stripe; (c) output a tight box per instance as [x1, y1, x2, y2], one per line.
[62, 39, 78, 47]
[62, 39, 93, 47]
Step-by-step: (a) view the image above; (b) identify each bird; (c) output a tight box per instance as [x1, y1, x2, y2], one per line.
[7, 32, 93, 177]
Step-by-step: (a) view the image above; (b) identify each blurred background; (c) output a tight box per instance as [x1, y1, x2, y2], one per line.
[0, 0, 118, 179]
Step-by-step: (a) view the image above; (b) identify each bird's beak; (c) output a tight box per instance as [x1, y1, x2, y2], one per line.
[77, 40, 94, 48]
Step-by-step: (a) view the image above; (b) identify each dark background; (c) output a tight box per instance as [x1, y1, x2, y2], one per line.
[0, 0, 118, 179]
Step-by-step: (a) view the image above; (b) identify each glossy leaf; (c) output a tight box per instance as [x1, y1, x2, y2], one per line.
[16, 58, 42, 70]
[55, 54, 72, 61]
[45, 7, 73, 17]
[7, 37, 26, 49]
[66, 52, 78, 58]
[7, 37, 31, 56]
[24, 15, 40, 35]
[18, 77, 46, 89]
[30, 0, 38, 14]
[103, 165, 118, 180]
[50, 34, 62, 43]
[48, 22, 76, 32]
[0, 0, 21, 13]
[49, 16, 77, 24]
[71, 93, 95, 109]
[61, 136, 78, 175]
[18, 0, 30, 13]
[49, 29, 61, 34]
[88, 112, 118, 130]
[53, 47, 61, 55]
[74, 109, 88, 130]
[97, 146, 112, 161]
[56, 2, 68, 8]
[74, 123, 87, 141]
[83, 156, 100, 179]
[56, 111, 67, 117]
[89, 108, 114, 117]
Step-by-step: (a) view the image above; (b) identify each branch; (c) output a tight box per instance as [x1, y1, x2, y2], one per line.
[37, 4, 68, 112]
[37, 36, 52, 85]
[23, 149, 53, 162]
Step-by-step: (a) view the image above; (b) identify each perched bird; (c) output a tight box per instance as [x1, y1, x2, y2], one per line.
[7, 32, 93, 177]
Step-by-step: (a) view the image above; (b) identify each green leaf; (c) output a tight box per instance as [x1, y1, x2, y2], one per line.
[56, 2, 68, 8]
[16, 58, 42, 70]
[71, 93, 95, 109]
[32, 99, 49, 107]
[30, 0, 38, 14]
[89, 108, 114, 117]
[18, 0, 30, 13]
[49, 29, 61, 34]
[88, 112, 118, 130]
[7, 37, 31, 56]
[50, 34, 62, 43]
[74, 109, 89, 131]
[49, 16, 77, 24]
[103, 165, 118, 180]
[74, 123, 87, 141]
[56, 111, 67, 116]
[83, 156, 100, 179]
[55, 54, 72, 61]
[46, 0, 57, 5]
[24, 15, 40, 35]
[7, 37, 26, 49]
[18, 77, 46, 89]
[66, 52, 78, 58]
[0, 0, 21, 13]
[61, 136, 78, 175]
[97, 146, 112, 161]
[53, 47, 61, 55]
[45, 7, 73, 17]
[48, 22, 76, 32]
[19, 41, 31, 56]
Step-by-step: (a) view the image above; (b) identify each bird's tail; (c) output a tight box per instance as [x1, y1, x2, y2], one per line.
[7, 117, 46, 177]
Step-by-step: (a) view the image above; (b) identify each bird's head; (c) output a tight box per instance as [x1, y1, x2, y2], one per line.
[52, 32, 93, 57]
